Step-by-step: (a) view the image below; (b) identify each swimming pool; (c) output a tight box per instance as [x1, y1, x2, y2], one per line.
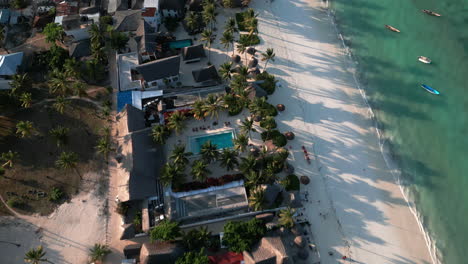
[190, 131, 234, 154]
[169, 39, 193, 49]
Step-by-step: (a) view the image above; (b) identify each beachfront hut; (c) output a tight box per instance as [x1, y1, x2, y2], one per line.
[139, 241, 184, 264]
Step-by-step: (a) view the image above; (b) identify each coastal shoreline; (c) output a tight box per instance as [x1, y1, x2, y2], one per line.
[324, 1, 441, 263]
[253, 0, 435, 262]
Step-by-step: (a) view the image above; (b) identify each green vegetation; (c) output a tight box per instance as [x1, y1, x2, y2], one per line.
[200, 141, 219, 163]
[182, 226, 212, 251]
[151, 125, 171, 145]
[279, 207, 295, 228]
[48, 187, 64, 202]
[222, 218, 266, 252]
[160, 162, 185, 187]
[176, 249, 209, 264]
[255, 71, 278, 95]
[24, 246, 49, 264]
[49, 126, 69, 147]
[7, 197, 21, 208]
[170, 144, 192, 167]
[150, 220, 181, 242]
[261, 48, 276, 70]
[89, 244, 111, 263]
[191, 159, 211, 182]
[239, 34, 260, 46]
[283, 174, 300, 191]
[248, 187, 265, 211]
[201, 29, 214, 64]
[43, 23, 64, 43]
[259, 116, 277, 130]
[219, 149, 239, 171]
[167, 111, 187, 134]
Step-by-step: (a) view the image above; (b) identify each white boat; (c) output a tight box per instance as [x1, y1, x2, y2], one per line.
[418, 56, 432, 64]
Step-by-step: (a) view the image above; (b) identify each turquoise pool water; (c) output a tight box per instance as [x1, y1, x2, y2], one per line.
[190, 131, 234, 154]
[169, 39, 193, 49]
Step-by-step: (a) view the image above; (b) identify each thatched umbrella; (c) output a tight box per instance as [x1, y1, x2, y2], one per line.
[277, 104, 285, 111]
[231, 54, 241, 63]
[300, 176, 310, 185]
[294, 236, 306, 248]
[246, 47, 256, 55]
[248, 67, 261, 77]
[253, 115, 263, 122]
[284, 131, 295, 140]
[248, 57, 258, 68]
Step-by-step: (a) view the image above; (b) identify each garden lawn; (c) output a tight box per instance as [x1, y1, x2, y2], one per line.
[0, 100, 108, 215]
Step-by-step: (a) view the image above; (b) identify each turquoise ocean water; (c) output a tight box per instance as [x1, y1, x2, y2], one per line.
[328, 0, 468, 263]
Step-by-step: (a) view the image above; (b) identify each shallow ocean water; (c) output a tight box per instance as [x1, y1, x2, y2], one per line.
[329, 0, 468, 262]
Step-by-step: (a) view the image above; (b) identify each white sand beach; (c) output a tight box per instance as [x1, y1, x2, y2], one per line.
[252, 0, 433, 263]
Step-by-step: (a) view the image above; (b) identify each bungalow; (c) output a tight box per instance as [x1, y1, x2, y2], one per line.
[192, 65, 220, 85]
[181, 44, 205, 63]
[139, 241, 184, 264]
[0, 52, 23, 78]
[114, 10, 142, 32]
[135, 55, 180, 89]
[159, 0, 185, 18]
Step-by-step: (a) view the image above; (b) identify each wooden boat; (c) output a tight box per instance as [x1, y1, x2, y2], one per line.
[385, 25, 400, 33]
[421, 84, 440, 95]
[422, 9, 441, 17]
[418, 56, 432, 64]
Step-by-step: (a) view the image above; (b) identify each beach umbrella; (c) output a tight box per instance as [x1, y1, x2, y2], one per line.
[276, 104, 285, 111]
[248, 67, 261, 77]
[300, 176, 310, 185]
[284, 131, 295, 140]
[231, 54, 241, 63]
[294, 236, 306, 248]
[246, 47, 256, 55]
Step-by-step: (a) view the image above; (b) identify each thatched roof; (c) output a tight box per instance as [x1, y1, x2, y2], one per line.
[140, 242, 184, 264]
[248, 57, 258, 68]
[244, 232, 290, 264]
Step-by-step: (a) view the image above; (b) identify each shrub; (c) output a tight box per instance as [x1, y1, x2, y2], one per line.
[259, 116, 277, 129]
[150, 220, 181, 242]
[115, 201, 128, 215]
[7, 197, 21, 208]
[283, 174, 300, 191]
[272, 133, 287, 147]
[228, 103, 243, 116]
[235, 13, 247, 31]
[256, 72, 278, 95]
[222, 218, 266, 252]
[239, 34, 260, 46]
[264, 103, 278, 116]
[49, 187, 64, 202]
[100, 15, 113, 26]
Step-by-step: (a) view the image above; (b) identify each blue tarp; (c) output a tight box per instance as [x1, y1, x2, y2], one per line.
[0, 52, 23, 76]
[117, 91, 133, 112]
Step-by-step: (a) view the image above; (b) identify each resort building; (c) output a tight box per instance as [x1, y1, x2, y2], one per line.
[141, 7, 161, 31]
[181, 44, 206, 63]
[135, 55, 181, 89]
[139, 241, 184, 264]
[159, 0, 185, 18]
[117, 52, 142, 91]
[114, 10, 142, 32]
[192, 65, 220, 86]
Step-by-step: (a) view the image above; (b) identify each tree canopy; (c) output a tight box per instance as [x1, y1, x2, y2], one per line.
[150, 220, 181, 242]
[222, 218, 266, 252]
[175, 248, 209, 264]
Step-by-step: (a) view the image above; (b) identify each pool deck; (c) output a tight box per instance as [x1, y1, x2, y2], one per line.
[164, 110, 266, 182]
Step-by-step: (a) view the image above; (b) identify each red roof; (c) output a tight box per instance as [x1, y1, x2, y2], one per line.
[142, 7, 157, 17]
[209, 252, 244, 264]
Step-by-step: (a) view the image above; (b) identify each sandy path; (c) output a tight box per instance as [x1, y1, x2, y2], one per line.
[252, 0, 433, 263]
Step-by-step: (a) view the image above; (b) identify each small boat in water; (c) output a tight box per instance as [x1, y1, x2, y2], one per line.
[422, 9, 441, 17]
[421, 84, 440, 95]
[418, 56, 432, 64]
[385, 25, 400, 33]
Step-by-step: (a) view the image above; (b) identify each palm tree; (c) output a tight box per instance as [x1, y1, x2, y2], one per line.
[64, 58, 80, 79]
[43, 22, 64, 44]
[245, 17, 258, 37]
[278, 207, 295, 228]
[248, 187, 265, 211]
[108, 29, 129, 52]
[248, 97, 267, 118]
[202, 94, 222, 120]
[49, 69, 71, 96]
[167, 111, 187, 134]
[222, 0, 234, 8]
[239, 154, 257, 175]
[191, 159, 211, 182]
[19, 92, 32, 108]
[49, 126, 69, 147]
[233, 133, 249, 152]
[224, 17, 238, 34]
[245, 170, 263, 187]
[200, 29, 214, 64]
[219, 149, 239, 171]
[170, 144, 192, 166]
[261, 48, 276, 71]
[218, 61, 233, 82]
[160, 162, 185, 187]
[220, 30, 234, 54]
[200, 140, 218, 163]
[10, 73, 31, 96]
[151, 125, 171, 145]
[202, 3, 216, 30]
[185, 11, 199, 33]
[89, 244, 111, 263]
[191, 100, 206, 120]
[24, 245, 53, 264]
[89, 24, 104, 46]
[52, 96, 68, 114]
[16, 120, 35, 138]
[240, 117, 256, 138]
[236, 42, 247, 62]
[237, 65, 249, 80]
[55, 151, 78, 176]
[1, 150, 19, 168]
[96, 137, 114, 160]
